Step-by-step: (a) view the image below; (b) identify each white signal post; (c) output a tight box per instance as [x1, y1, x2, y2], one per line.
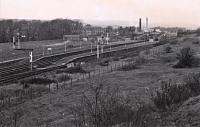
[106, 33, 109, 45]
[17, 33, 21, 49]
[106, 33, 111, 50]
[43, 46, 45, 56]
[101, 45, 104, 54]
[29, 51, 33, 71]
[97, 44, 100, 59]
[91, 42, 93, 53]
[12, 36, 15, 49]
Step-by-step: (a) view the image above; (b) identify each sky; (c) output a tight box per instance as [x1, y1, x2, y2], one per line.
[0, 0, 200, 28]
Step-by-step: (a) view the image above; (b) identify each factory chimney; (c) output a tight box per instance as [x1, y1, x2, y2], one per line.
[146, 17, 148, 29]
[139, 18, 142, 32]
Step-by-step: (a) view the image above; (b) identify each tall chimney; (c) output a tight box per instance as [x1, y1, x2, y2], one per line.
[146, 17, 148, 29]
[139, 18, 142, 32]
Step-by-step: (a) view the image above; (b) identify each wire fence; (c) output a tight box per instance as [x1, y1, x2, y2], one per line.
[0, 60, 135, 110]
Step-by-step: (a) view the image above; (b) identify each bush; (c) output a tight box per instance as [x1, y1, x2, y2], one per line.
[135, 55, 147, 65]
[151, 81, 191, 111]
[169, 39, 178, 45]
[165, 46, 172, 53]
[119, 63, 137, 71]
[57, 74, 70, 83]
[185, 73, 200, 96]
[159, 35, 169, 44]
[56, 66, 87, 74]
[67, 45, 74, 48]
[20, 77, 56, 85]
[151, 73, 200, 111]
[192, 41, 199, 44]
[99, 59, 109, 66]
[173, 47, 199, 68]
[112, 57, 120, 61]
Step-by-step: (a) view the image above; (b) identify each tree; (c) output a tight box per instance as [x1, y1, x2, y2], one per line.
[0, 19, 83, 43]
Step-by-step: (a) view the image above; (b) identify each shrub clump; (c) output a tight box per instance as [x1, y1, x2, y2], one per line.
[99, 59, 109, 66]
[112, 57, 120, 61]
[56, 66, 87, 74]
[169, 39, 178, 45]
[151, 81, 191, 111]
[184, 73, 200, 96]
[57, 74, 70, 83]
[165, 46, 172, 53]
[173, 47, 199, 68]
[151, 73, 200, 111]
[119, 63, 137, 71]
[135, 55, 147, 65]
[20, 77, 56, 85]
[192, 40, 199, 44]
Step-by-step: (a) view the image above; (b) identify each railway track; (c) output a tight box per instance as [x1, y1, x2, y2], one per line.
[0, 41, 158, 86]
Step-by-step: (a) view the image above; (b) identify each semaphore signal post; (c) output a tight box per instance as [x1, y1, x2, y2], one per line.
[96, 33, 110, 59]
[13, 33, 34, 71]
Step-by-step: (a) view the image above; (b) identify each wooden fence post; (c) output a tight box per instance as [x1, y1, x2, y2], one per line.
[56, 82, 59, 90]
[8, 96, 11, 107]
[70, 78, 72, 87]
[49, 84, 51, 92]
[20, 91, 23, 103]
[30, 87, 33, 99]
[89, 72, 91, 79]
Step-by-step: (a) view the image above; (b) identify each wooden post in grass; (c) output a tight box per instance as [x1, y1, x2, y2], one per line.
[49, 84, 51, 92]
[70, 78, 72, 87]
[8, 96, 11, 107]
[30, 86, 33, 99]
[89, 72, 91, 80]
[56, 82, 59, 90]
[83, 73, 84, 80]
[77, 74, 79, 81]
[20, 91, 23, 103]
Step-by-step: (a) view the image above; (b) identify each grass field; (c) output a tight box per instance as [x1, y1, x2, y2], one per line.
[0, 39, 93, 62]
[0, 38, 130, 63]
[1, 34, 200, 126]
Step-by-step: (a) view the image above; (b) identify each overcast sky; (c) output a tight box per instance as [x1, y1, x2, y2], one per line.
[0, 0, 199, 28]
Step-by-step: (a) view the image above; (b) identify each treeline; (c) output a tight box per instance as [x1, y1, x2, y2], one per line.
[196, 28, 200, 36]
[0, 19, 83, 43]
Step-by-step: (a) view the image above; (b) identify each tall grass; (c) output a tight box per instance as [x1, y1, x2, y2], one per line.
[70, 83, 153, 127]
[151, 73, 200, 111]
